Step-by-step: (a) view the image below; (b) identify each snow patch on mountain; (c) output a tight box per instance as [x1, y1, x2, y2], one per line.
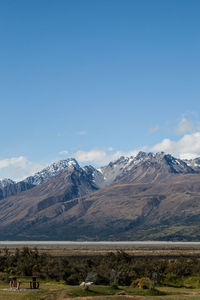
[0, 178, 15, 189]
[184, 157, 200, 171]
[98, 151, 197, 185]
[24, 158, 79, 185]
[1, 152, 200, 191]
[83, 165, 105, 188]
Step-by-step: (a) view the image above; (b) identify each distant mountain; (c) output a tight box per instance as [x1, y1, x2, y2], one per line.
[48, 172, 200, 241]
[0, 159, 99, 240]
[0, 152, 199, 194]
[0, 181, 35, 200]
[184, 157, 200, 172]
[0, 159, 87, 200]
[99, 151, 195, 185]
[0, 179, 34, 200]
[1, 152, 200, 241]
[0, 178, 15, 189]
[24, 158, 79, 185]
[83, 165, 105, 188]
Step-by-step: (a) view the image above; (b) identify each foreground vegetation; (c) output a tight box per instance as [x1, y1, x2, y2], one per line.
[1, 248, 200, 298]
[1, 281, 200, 300]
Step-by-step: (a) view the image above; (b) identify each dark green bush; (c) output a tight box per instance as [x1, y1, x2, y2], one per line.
[0, 272, 9, 282]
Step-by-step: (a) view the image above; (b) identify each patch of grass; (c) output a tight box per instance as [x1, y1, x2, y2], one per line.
[67, 285, 118, 297]
[125, 286, 167, 296]
[145, 288, 167, 296]
[183, 276, 200, 288]
[163, 273, 184, 287]
[2, 280, 200, 300]
[162, 275, 200, 289]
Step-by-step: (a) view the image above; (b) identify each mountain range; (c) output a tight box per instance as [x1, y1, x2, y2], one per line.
[1, 152, 200, 241]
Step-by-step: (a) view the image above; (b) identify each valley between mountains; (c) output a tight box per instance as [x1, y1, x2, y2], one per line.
[1, 152, 200, 241]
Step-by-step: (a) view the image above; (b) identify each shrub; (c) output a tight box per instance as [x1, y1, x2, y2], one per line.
[110, 283, 118, 289]
[163, 273, 183, 287]
[0, 272, 9, 282]
[64, 273, 80, 285]
[130, 277, 152, 289]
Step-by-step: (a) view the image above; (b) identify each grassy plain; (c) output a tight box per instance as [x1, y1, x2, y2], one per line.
[1, 281, 200, 300]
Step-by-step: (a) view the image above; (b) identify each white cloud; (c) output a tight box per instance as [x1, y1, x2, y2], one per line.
[72, 128, 200, 164]
[0, 148, 146, 180]
[3, 127, 200, 181]
[73, 149, 108, 164]
[72, 147, 147, 165]
[152, 132, 200, 159]
[175, 117, 194, 135]
[58, 150, 68, 155]
[0, 156, 44, 182]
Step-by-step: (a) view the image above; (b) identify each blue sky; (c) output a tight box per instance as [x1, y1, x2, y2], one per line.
[1, 0, 200, 180]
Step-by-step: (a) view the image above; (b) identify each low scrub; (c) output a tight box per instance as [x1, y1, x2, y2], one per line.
[1, 247, 200, 290]
[163, 273, 183, 287]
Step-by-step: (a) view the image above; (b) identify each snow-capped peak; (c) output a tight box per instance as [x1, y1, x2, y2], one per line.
[97, 151, 198, 186]
[47, 158, 78, 173]
[24, 158, 79, 185]
[0, 178, 15, 189]
[183, 157, 200, 171]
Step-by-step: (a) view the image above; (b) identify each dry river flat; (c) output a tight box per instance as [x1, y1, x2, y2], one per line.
[1, 241, 200, 257]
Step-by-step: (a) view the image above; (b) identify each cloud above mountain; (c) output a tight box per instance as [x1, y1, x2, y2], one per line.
[2, 129, 200, 181]
[72, 148, 146, 165]
[73, 130, 200, 164]
[152, 131, 200, 159]
[0, 156, 43, 181]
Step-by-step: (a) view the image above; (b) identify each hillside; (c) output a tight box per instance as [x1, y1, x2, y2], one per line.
[1, 152, 200, 240]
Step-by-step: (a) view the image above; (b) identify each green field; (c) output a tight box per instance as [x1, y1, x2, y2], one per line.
[1, 281, 200, 300]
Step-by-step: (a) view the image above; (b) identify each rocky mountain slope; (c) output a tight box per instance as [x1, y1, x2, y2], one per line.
[0, 158, 101, 200]
[1, 152, 200, 241]
[24, 158, 80, 185]
[184, 157, 200, 171]
[0, 181, 34, 200]
[0, 179, 15, 188]
[98, 152, 195, 185]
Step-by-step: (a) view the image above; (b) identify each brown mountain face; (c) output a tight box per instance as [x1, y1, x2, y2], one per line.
[0, 164, 98, 239]
[1, 152, 200, 241]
